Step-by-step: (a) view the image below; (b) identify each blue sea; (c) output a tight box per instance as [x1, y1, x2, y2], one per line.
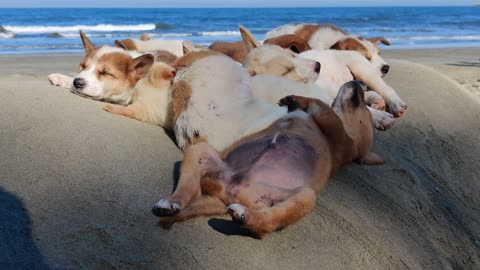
[0, 7, 479, 54]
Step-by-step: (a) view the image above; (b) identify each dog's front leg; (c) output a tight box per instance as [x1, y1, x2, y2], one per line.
[48, 73, 74, 89]
[345, 56, 407, 117]
[152, 142, 226, 217]
[227, 187, 316, 238]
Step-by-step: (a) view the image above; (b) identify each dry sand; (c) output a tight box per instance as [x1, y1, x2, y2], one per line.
[0, 48, 479, 269]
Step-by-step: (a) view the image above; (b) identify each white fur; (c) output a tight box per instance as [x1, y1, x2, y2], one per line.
[251, 74, 334, 105]
[174, 55, 288, 152]
[266, 23, 389, 76]
[132, 39, 184, 57]
[299, 50, 406, 115]
[265, 24, 303, 40]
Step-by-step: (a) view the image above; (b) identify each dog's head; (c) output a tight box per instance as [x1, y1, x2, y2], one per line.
[332, 80, 374, 157]
[72, 31, 154, 105]
[330, 36, 391, 77]
[240, 26, 320, 83]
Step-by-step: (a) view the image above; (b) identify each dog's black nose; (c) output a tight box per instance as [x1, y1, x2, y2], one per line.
[314, 62, 321, 73]
[381, 65, 390, 75]
[73, 78, 86, 90]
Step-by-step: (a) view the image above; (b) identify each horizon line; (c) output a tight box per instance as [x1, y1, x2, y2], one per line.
[0, 5, 475, 8]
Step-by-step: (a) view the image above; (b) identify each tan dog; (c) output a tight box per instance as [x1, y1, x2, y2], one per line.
[48, 31, 154, 105]
[49, 32, 175, 129]
[152, 80, 383, 238]
[102, 62, 176, 128]
[266, 23, 391, 76]
[209, 26, 312, 63]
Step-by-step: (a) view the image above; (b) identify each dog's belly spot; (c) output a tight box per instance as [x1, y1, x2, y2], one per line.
[226, 135, 318, 190]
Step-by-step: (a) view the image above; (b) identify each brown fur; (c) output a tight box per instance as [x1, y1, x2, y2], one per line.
[263, 34, 312, 53]
[208, 41, 247, 63]
[174, 50, 220, 68]
[154, 81, 383, 237]
[154, 50, 178, 66]
[116, 39, 138, 51]
[169, 80, 192, 123]
[330, 37, 371, 60]
[293, 24, 321, 42]
[103, 62, 175, 125]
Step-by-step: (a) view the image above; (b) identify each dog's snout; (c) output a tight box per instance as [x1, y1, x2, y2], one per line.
[73, 78, 86, 90]
[314, 61, 321, 73]
[381, 65, 390, 75]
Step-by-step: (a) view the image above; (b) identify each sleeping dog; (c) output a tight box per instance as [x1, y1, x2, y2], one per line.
[152, 55, 383, 237]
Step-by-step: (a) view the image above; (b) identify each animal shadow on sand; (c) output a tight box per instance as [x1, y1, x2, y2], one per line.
[0, 187, 50, 269]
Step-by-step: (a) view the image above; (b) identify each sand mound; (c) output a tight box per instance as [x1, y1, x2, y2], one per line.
[0, 59, 479, 269]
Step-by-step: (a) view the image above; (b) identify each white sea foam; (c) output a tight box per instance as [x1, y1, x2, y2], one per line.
[3, 24, 156, 33]
[198, 31, 240, 36]
[0, 33, 14, 39]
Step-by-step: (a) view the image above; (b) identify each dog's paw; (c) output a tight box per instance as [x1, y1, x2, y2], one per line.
[227, 204, 248, 225]
[278, 95, 300, 112]
[152, 199, 181, 217]
[48, 73, 73, 89]
[370, 109, 395, 131]
[364, 91, 386, 111]
[387, 99, 408, 118]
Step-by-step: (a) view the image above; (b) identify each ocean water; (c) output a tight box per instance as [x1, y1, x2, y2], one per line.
[0, 7, 479, 54]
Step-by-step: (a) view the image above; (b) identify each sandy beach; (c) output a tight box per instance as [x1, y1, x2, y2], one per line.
[0, 47, 479, 269]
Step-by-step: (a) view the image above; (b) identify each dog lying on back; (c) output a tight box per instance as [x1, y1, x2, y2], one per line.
[151, 50, 384, 237]
[266, 23, 391, 77]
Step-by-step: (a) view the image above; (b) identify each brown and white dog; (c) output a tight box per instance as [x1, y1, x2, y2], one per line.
[152, 60, 384, 237]
[209, 27, 312, 63]
[48, 31, 156, 105]
[242, 27, 407, 118]
[48, 31, 180, 114]
[265, 23, 391, 77]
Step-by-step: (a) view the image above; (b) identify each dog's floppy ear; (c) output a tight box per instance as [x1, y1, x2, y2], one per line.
[330, 37, 370, 58]
[130, 54, 155, 79]
[240, 25, 261, 52]
[263, 34, 312, 54]
[182, 40, 196, 55]
[368, 37, 391, 46]
[114, 40, 128, 50]
[79, 30, 95, 52]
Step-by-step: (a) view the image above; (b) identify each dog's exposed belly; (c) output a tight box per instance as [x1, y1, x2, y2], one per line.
[223, 134, 318, 208]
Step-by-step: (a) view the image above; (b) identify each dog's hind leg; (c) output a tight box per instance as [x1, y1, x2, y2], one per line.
[227, 187, 316, 238]
[152, 142, 228, 217]
[159, 196, 227, 229]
